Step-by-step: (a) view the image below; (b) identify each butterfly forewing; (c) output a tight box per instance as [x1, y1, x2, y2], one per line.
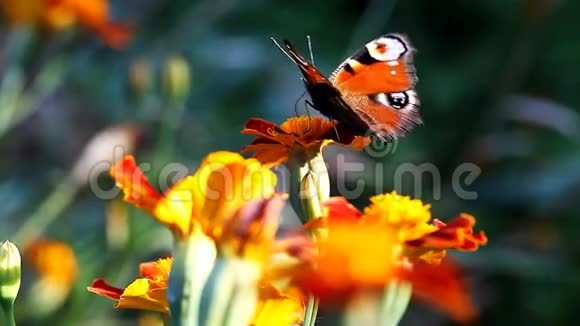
[330, 34, 416, 95]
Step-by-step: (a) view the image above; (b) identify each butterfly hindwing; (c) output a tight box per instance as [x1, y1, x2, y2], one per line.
[349, 90, 421, 140]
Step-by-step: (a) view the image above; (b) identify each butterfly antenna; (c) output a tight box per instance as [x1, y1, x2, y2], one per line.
[307, 35, 315, 64]
[270, 37, 294, 62]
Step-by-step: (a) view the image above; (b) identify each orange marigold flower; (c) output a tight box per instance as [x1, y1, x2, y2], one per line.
[319, 191, 487, 264]
[25, 239, 78, 298]
[110, 151, 277, 241]
[297, 220, 479, 323]
[297, 191, 487, 321]
[241, 117, 370, 165]
[89, 257, 305, 324]
[88, 258, 171, 313]
[1, 0, 130, 48]
[24, 239, 79, 314]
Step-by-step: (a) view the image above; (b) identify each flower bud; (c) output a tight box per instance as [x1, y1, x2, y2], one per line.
[0, 240, 21, 325]
[162, 55, 191, 102]
[295, 153, 329, 222]
[129, 58, 154, 98]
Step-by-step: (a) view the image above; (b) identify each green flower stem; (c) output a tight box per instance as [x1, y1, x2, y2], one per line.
[0, 59, 65, 140]
[0, 300, 16, 326]
[163, 313, 171, 326]
[13, 178, 80, 248]
[379, 279, 412, 326]
[303, 295, 320, 326]
[291, 152, 329, 326]
[169, 234, 217, 326]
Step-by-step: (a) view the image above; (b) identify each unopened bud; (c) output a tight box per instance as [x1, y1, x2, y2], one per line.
[0, 240, 21, 323]
[129, 58, 154, 98]
[162, 55, 191, 102]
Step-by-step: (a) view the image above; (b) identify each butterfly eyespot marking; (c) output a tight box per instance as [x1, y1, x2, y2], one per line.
[366, 36, 408, 61]
[387, 92, 409, 109]
[370, 92, 409, 109]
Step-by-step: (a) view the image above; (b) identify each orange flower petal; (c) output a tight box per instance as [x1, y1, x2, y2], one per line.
[322, 197, 362, 221]
[139, 258, 172, 281]
[222, 194, 286, 261]
[110, 156, 162, 215]
[154, 176, 197, 238]
[70, 0, 131, 48]
[242, 118, 286, 142]
[398, 259, 478, 323]
[96, 23, 131, 48]
[242, 117, 370, 165]
[405, 213, 488, 251]
[26, 239, 78, 292]
[297, 221, 397, 300]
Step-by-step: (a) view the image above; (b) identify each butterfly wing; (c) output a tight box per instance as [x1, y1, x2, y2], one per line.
[281, 40, 372, 135]
[330, 34, 421, 140]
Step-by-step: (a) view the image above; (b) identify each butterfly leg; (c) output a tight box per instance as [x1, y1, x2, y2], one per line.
[304, 99, 316, 133]
[293, 90, 308, 117]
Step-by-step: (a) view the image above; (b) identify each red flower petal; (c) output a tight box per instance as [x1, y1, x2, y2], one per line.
[405, 213, 488, 251]
[398, 259, 478, 323]
[110, 156, 162, 214]
[322, 197, 362, 221]
[87, 279, 124, 301]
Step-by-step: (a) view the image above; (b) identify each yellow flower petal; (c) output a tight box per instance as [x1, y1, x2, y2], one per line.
[251, 284, 304, 326]
[363, 191, 437, 242]
[117, 278, 168, 313]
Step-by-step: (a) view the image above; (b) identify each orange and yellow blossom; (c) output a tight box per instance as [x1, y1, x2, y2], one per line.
[299, 191, 487, 322]
[88, 258, 171, 313]
[88, 256, 305, 325]
[109, 151, 277, 241]
[1, 0, 130, 48]
[25, 239, 78, 306]
[99, 151, 306, 324]
[241, 117, 370, 166]
[24, 239, 78, 297]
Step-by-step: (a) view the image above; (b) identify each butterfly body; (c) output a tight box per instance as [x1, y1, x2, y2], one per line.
[302, 82, 371, 136]
[280, 34, 421, 141]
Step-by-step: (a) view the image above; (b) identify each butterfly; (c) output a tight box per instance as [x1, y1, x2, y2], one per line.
[275, 34, 421, 141]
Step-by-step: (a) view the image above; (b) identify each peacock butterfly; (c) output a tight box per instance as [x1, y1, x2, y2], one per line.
[275, 34, 421, 141]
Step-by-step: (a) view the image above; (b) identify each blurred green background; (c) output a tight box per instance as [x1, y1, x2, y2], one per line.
[0, 0, 579, 325]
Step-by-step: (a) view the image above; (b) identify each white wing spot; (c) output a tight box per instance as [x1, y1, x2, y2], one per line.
[373, 93, 389, 106]
[366, 36, 407, 61]
[387, 60, 399, 66]
[390, 70, 396, 75]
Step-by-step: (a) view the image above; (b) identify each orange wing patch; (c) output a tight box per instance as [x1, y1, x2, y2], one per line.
[332, 59, 414, 95]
